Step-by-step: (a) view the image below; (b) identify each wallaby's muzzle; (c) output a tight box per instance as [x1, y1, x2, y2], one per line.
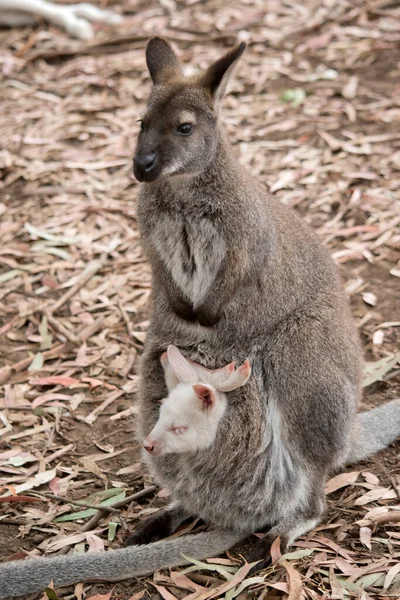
[133, 152, 159, 182]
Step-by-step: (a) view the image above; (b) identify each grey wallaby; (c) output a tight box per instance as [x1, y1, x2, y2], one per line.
[1, 38, 400, 600]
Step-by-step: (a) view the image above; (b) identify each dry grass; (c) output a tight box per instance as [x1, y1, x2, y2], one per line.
[0, 0, 399, 598]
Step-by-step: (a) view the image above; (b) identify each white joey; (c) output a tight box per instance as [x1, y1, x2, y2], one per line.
[143, 345, 251, 456]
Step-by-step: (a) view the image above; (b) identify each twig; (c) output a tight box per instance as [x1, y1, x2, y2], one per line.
[117, 298, 133, 337]
[49, 260, 104, 314]
[109, 486, 157, 509]
[78, 315, 105, 341]
[30, 491, 120, 514]
[55, 486, 157, 555]
[46, 313, 80, 344]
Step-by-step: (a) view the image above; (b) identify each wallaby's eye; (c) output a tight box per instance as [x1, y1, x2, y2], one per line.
[177, 123, 193, 136]
[137, 119, 144, 132]
[172, 426, 188, 435]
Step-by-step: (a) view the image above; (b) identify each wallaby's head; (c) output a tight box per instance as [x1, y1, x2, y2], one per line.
[143, 382, 227, 456]
[142, 345, 251, 456]
[133, 38, 246, 183]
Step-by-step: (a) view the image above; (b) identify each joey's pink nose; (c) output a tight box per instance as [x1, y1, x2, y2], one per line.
[143, 438, 155, 454]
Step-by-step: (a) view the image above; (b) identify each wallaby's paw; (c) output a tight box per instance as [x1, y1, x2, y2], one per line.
[245, 531, 288, 568]
[124, 509, 176, 547]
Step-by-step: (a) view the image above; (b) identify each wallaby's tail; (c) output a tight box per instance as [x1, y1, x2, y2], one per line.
[347, 399, 400, 464]
[0, 529, 242, 599]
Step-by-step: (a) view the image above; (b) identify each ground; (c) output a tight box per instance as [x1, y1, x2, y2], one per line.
[0, 0, 399, 599]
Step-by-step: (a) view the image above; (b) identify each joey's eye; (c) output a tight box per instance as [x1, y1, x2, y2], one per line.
[177, 123, 193, 136]
[138, 119, 144, 132]
[172, 426, 188, 435]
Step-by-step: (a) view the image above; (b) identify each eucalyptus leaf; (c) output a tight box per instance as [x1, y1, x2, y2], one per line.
[281, 548, 314, 560]
[54, 491, 126, 522]
[180, 554, 235, 580]
[225, 576, 266, 600]
[28, 353, 44, 371]
[0, 269, 22, 284]
[362, 352, 400, 387]
[84, 487, 126, 503]
[355, 572, 385, 589]
[31, 243, 71, 260]
[25, 222, 79, 245]
[44, 588, 59, 600]
[39, 315, 53, 351]
[108, 521, 118, 541]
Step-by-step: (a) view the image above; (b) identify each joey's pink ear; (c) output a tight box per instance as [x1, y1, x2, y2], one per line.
[208, 360, 235, 388]
[160, 351, 168, 370]
[167, 345, 198, 384]
[193, 385, 215, 411]
[217, 359, 251, 392]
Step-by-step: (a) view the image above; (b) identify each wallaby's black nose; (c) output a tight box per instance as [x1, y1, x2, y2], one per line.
[133, 152, 158, 182]
[135, 152, 156, 171]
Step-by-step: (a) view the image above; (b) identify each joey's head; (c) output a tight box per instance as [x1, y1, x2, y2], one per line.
[143, 383, 226, 456]
[133, 38, 246, 183]
[143, 345, 252, 456]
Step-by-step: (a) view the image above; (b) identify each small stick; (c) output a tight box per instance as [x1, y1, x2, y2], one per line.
[78, 315, 105, 341]
[55, 486, 157, 555]
[110, 486, 157, 509]
[46, 313, 80, 344]
[30, 491, 120, 514]
[49, 260, 104, 314]
[117, 298, 133, 337]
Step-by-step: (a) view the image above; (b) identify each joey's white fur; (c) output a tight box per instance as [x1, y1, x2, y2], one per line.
[144, 345, 251, 456]
[144, 382, 228, 455]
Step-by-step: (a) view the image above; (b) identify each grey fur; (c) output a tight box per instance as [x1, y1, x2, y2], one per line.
[0, 529, 241, 599]
[348, 399, 400, 463]
[1, 37, 399, 599]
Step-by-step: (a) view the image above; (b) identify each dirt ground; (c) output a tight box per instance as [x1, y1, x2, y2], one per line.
[0, 0, 399, 599]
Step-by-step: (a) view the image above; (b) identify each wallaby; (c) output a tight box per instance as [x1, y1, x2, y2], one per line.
[1, 38, 400, 600]
[143, 345, 251, 456]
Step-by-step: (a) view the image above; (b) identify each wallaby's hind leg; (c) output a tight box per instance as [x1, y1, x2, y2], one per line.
[125, 505, 190, 546]
[247, 496, 325, 570]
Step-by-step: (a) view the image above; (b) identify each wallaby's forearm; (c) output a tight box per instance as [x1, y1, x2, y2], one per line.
[0, 529, 242, 599]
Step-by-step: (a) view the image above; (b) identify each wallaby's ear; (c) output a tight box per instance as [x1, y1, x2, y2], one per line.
[160, 351, 168, 370]
[167, 345, 198, 384]
[208, 361, 236, 388]
[193, 384, 216, 411]
[146, 37, 184, 85]
[217, 359, 251, 392]
[200, 42, 246, 103]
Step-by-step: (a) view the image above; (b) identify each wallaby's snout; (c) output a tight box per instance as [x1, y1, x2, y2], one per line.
[134, 151, 158, 182]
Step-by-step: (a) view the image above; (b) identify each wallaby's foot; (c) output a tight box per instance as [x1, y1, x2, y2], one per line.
[124, 506, 189, 546]
[246, 532, 288, 566]
[246, 506, 324, 571]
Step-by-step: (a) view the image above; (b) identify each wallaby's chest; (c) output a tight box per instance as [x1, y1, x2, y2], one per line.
[150, 214, 226, 308]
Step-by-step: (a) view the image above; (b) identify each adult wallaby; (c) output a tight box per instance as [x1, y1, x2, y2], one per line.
[1, 38, 400, 599]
